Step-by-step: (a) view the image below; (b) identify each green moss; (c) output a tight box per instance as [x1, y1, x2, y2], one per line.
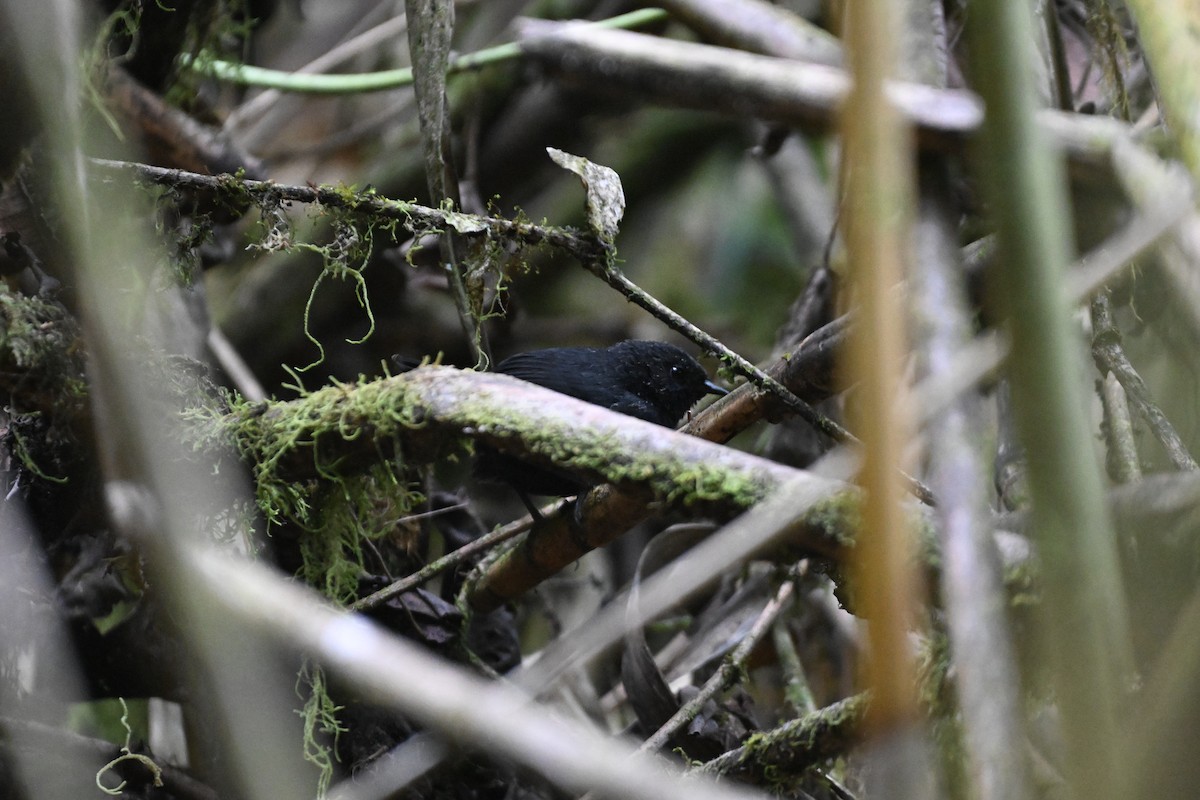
[721, 694, 867, 790]
[0, 290, 87, 393]
[296, 662, 345, 799]
[300, 461, 424, 604]
[453, 388, 772, 511]
[803, 492, 863, 550]
[1003, 554, 1040, 608]
[919, 630, 970, 800]
[0, 288, 89, 481]
[187, 374, 440, 604]
[189, 375, 441, 794]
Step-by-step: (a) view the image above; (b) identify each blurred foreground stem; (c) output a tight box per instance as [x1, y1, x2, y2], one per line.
[966, 1, 1134, 797]
[840, 0, 923, 745]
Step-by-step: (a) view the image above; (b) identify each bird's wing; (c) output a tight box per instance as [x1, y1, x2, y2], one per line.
[495, 348, 670, 424]
[494, 352, 576, 394]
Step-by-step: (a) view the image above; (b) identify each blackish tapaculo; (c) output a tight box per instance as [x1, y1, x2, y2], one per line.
[476, 340, 727, 501]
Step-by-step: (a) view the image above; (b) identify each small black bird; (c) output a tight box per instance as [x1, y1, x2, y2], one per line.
[476, 340, 727, 503]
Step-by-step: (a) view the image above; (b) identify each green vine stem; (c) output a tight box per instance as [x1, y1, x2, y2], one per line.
[179, 8, 669, 95]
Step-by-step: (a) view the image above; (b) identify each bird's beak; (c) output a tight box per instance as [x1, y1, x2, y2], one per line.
[704, 379, 728, 397]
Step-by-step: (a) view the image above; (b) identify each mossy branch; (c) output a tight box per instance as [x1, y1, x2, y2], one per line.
[194, 360, 1043, 614]
[88, 158, 609, 264]
[210, 366, 819, 509]
[699, 693, 868, 785]
[195, 366, 859, 608]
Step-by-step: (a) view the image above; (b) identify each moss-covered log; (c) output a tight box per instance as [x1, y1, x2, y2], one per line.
[208, 364, 845, 520]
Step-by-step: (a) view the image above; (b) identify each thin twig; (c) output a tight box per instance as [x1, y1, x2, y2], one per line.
[87, 158, 607, 262]
[1099, 372, 1142, 483]
[912, 166, 1034, 800]
[771, 612, 818, 716]
[637, 578, 796, 754]
[583, 258, 937, 505]
[699, 693, 868, 781]
[227, 13, 410, 131]
[206, 327, 265, 402]
[350, 512, 540, 612]
[914, 195, 1190, 425]
[406, 0, 488, 366]
[1090, 293, 1198, 471]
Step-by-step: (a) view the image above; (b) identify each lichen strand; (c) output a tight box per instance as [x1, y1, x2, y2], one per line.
[299, 462, 423, 604]
[0, 289, 88, 399]
[221, 375, 436, 603]
[0, 288, 89, 479]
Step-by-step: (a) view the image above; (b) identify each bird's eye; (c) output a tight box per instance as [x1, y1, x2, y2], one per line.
[670, 366, 681, 376]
